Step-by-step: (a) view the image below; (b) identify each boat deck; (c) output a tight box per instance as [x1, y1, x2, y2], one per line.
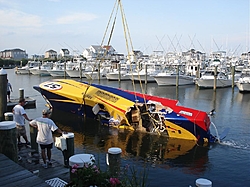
[0, 144, 70, 187]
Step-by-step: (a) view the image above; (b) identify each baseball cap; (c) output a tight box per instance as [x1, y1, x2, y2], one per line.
[42, 109, 51, 115]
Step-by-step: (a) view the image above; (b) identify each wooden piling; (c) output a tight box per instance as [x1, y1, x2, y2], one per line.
[106, 147, 122, 177]
[213, 66, 217, 91]
[0, 68, 7, 121]
[79, 62, 82, 79]
[64, 62, 67, 78]
[30, 125, 39, 153]
[62, 133, 75, 167]
[0, 121, 18, 162]
[196, 64, 200, 78]
[176, 65, 180, 87]
[98, 63, 101, 81]
[231, 65, 235, 88]
[4, 112, 13, 121]
[118, 63, 121, 83]
[19, 88, 24, 99]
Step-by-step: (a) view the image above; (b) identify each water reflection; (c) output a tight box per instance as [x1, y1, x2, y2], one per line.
[52, 109, 210, 174]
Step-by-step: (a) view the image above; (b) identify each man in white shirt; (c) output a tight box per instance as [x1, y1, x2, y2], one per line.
[30, 109, 63, 168]
[12, 98, 32, 145]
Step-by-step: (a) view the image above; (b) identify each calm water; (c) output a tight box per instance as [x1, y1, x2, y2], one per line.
[5, 69, 250, 186]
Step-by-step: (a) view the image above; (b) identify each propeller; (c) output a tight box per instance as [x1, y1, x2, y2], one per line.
[208, 109, 216, 116]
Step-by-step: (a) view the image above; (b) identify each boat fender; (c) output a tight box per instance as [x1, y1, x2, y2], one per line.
[92, 104, 100, 115]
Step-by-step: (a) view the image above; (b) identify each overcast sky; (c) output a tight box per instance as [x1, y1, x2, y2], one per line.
[0, 0, 249, 57]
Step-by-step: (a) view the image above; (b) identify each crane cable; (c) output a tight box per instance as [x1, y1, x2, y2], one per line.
[82, 0, 119, 110]
[86, 0, 119, 86]
[119, 0, 147, 105]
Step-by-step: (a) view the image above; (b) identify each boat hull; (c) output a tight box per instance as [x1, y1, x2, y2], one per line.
[129, 74, 156, 82]
[106, 73, 130, 81]
[15, 68, 30, 74]
[66, 69, 85, 78]
[33, 79, 214, 144]
[235, 82, 250, 92]
[196, 79, 232, 88]
[154, 75, 195, 86]
[48, 70, 67, 77]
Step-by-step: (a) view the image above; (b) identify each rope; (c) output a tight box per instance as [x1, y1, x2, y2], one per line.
[118, 0, 148, 107]
[86, 0, 119, 87]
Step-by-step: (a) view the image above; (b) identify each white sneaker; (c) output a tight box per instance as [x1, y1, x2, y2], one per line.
[42, 163, 47, 169]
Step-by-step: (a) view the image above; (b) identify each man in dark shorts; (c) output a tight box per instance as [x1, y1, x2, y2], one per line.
[30, 109, 64, 168]
[7, 79, 13, 102]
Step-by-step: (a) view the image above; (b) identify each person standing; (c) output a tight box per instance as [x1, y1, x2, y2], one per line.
[29, 109, 64, 168]
[12, 98, 32, 145]
[7, 79, 13, 102]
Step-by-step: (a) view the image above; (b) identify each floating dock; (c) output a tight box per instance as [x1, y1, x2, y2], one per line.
[7, 97, 36, 111]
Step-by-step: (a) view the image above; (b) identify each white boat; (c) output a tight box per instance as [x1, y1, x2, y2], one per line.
[29, 62, 53, 76]
[66, 58, 98, 78]
[47, 62, 67, 77]
[196, 69, 232, 88]
[106, 63, 130, 81]
[15, 61, 41, 74]
[154, 72, 195, 86]
[129, 63, 162, 83]
[83, 67, 109, 80]
[235, 69, 250, 92]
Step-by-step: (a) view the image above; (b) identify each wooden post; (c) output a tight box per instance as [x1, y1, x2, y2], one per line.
[231, 65, 235, 88]
[106, 147, 122, 177]
[62, 132, 75, 167]
[196, 178, 212, 187]
[4, 112, 13, 121]
[98, 63, 101, 81]
[19, 88, 24, 99]
[118, 63, 121, 82]
[0, 121, 18, 162]
[145, 64, 148, 85]
[196, 64, 200, 78]
[79, 62, 82, 79]
[0, 68, 7, 121]
[64, 62, 67, 78]
[30, 125, 38, 153]
[213, 66, 217, 91]
[176, 65, 180, 87]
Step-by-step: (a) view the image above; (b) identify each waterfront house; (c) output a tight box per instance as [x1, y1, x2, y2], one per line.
[45, 49, 57, 60]
[59, 49, 70, 58]
[0, 48, 28, 60]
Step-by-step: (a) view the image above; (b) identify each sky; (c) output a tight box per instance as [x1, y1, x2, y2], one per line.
[0, 0, 249, 57]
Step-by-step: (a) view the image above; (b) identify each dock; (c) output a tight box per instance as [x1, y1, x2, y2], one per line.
[7, 97, 36, 112]
[0, 153, 50, 187]
[0, 144, 70, 187]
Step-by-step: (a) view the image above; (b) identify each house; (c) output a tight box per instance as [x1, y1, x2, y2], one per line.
[45, 49, 57, 59]
[60, 49, 70, 58]
[82, 45, 116, 60]
[182, 49, 206, 61]
[0, 48, 28, 60]
[102, 45, 116, 55]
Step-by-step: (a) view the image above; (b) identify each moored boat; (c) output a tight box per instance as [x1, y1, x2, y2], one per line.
[154, 72, 195, 86]
[15, 61, 41, 74]
[195, 69, 232, 88]
[33, 79, 223, 145]
[235, 68, 250, 92]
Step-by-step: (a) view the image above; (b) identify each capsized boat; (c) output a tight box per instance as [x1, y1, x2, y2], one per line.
[33, 79, 221, 145]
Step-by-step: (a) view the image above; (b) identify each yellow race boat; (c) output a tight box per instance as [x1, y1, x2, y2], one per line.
[34, 79, 221, 145]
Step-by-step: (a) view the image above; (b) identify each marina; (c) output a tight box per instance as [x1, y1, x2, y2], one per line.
[1, 1, 250, 186]
[1, 68, 249, 186]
